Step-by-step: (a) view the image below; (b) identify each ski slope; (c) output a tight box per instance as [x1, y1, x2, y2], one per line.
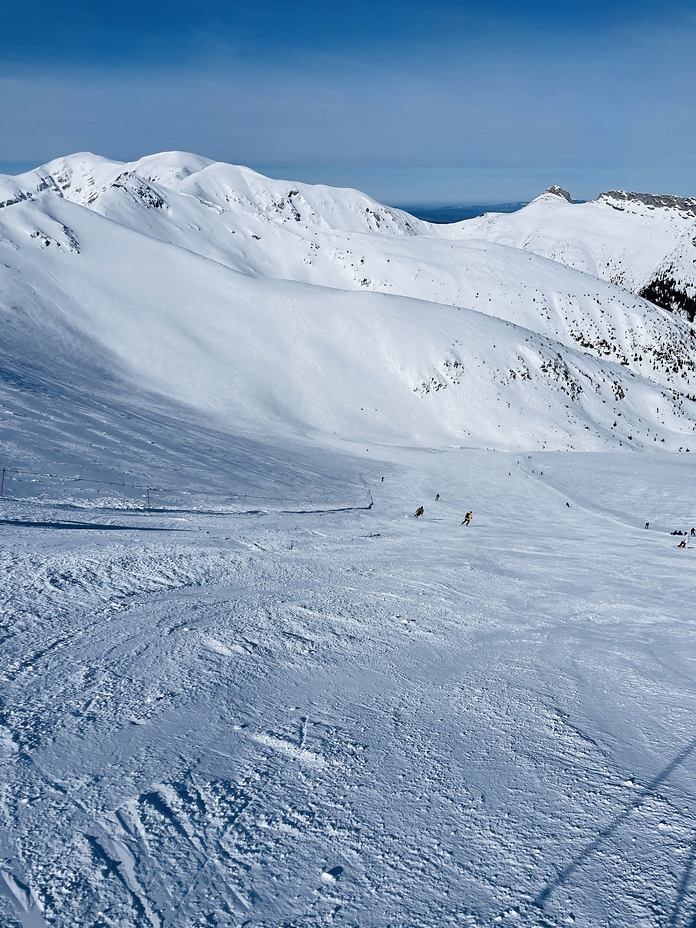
[2, 447, 696, 928]
[1, 152, 696, 928]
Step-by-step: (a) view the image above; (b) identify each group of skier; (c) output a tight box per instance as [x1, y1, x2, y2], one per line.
[645, 523, 695, 546]
[412, 497, 473, 526]
[408, 486, 693, 548]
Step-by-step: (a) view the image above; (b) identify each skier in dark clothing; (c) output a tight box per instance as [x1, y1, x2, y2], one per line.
[414, 506, 424, 518]
[461, 511, 473, 526]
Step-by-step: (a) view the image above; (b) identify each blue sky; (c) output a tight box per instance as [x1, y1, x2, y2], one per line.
[2, 0, 695, 203]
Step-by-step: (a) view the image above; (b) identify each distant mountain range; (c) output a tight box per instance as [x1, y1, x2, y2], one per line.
[1, 154, 696, 468]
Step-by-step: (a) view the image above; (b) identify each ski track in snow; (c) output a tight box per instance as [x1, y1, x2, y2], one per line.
[1, 450, 696, 927]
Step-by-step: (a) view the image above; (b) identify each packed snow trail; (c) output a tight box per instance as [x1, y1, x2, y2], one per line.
[1, 449, 696, 927]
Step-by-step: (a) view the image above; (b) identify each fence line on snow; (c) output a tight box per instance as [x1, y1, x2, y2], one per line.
[0, 465, 374, 514]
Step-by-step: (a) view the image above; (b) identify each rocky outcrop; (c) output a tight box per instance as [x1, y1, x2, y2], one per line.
[545, 186, 572, 203]
[601, 191, 696, 215]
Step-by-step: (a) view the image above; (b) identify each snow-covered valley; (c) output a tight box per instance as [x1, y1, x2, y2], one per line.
[1, 153, 696, 927]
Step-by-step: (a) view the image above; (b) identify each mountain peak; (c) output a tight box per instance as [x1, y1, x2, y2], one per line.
[544, 185, 573, 203]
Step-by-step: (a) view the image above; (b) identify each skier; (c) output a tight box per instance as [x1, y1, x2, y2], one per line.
[414, 505, 424, 518]
[691, 527, 695, 536]
[678, 537, 688, 548]
[645, 522, 650, 529]
[435, 493, 440, 501]
[461, 511, 473, 526]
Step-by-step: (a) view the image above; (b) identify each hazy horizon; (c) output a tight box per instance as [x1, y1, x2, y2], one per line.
[2, 153, 691, 209]
[2, 0, 695, 203]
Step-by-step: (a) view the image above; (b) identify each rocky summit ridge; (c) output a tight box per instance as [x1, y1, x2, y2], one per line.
[599, 190, 696, 215]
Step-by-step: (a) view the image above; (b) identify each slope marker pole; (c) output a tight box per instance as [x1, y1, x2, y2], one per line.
[0, 468, 5, 498]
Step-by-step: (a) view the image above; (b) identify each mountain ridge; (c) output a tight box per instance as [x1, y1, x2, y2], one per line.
[1, 150, 696, 463]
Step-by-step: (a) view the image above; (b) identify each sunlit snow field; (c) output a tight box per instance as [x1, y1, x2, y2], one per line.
[2, 443, 695, 928]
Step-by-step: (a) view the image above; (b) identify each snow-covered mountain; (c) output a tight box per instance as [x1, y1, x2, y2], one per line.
[453, 185, 696, 322]
[5, 153, 696, 928]
[2, 151, 696, 467]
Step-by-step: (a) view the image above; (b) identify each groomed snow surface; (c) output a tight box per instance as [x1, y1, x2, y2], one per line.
[2, 445, 696, 928]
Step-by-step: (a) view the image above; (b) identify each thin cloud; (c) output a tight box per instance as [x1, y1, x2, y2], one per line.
[1, 2, 694, 200]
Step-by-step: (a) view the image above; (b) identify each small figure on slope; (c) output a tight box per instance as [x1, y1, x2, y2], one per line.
[414, 505, 424, 518]
[461, 511, 473, 526]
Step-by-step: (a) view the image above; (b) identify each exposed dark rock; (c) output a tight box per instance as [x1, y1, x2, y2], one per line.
[601, 191, 696, 215]
[545, 186, 572, 203]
